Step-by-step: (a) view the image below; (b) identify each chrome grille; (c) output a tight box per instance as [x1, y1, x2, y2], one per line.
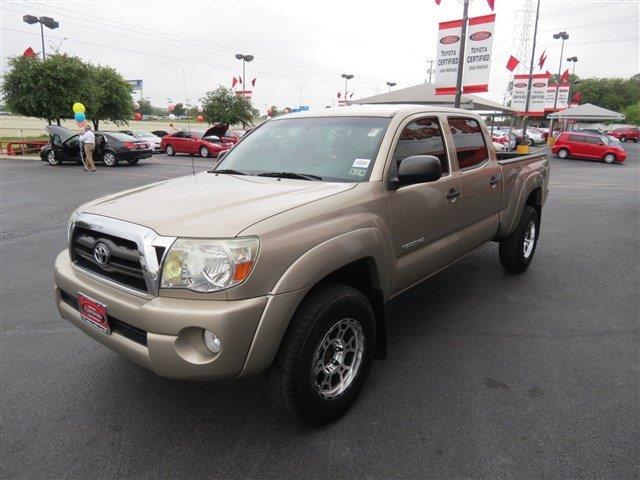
[68, 212, 176, 298]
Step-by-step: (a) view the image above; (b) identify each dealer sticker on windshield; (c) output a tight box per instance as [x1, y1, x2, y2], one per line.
[352, 158, 371, 169]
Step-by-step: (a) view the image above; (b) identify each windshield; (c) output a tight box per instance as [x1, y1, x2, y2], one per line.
[133, 130, 155, 138]
[214, 116, 390, 182]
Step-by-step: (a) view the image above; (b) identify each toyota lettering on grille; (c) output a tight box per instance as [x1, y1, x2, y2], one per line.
[93, 242, 111, 267]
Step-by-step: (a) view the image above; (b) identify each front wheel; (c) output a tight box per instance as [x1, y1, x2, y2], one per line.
[165, 145, 175, 156]
[46, 151, 62, 165]
[603, 153, 616, 164]
[499, 205, 540, 273]
[101, 151, 118, 167]
[199, 146, 210, 158]
[265, 283, 376, 425]
[557, 148, 569, 159]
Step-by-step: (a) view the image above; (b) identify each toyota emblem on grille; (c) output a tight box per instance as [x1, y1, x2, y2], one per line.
[93, 242, 110, 267]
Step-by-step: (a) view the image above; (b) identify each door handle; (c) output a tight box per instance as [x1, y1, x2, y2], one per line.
[489, 176, 501, 186]
[446, 189, 461, 200]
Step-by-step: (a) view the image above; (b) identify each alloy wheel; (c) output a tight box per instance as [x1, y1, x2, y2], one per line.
[523, 220, 536, 259]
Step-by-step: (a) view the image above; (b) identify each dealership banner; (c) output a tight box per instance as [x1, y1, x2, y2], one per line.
[462, 14, 496, 93]
[435, 19, 463, 95]
[544, 83, 570, 111]
[511, 73, 550, 116]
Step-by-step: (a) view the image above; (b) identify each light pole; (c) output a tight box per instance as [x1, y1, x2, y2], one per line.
[453, 0, 470, 108]
[566, 57, 578, 104]
[293, 82, 309, 109]
[22, 15, 59, 60]
[521, 0, 541, 143]
[341, 73, 354, 104]
[548, 31, 569, 144]
[235, 54, 254, 99]
[386, 81, 397, 92]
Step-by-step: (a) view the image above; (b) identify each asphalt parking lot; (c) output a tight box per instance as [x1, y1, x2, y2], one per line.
[1, 145, 638, 479]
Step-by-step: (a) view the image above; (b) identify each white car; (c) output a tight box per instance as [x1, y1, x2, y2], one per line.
[119, 130, 163, 152]
[513, 128, 545, 145]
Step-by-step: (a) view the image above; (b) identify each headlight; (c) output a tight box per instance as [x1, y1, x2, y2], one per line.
[161, 237, 259, 293]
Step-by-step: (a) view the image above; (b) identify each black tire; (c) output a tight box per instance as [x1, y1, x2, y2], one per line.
[265, 283, 376, 425]
[166, 145, 175, 156]
[127, 159, 140, 165]
[101, 151, 118, 167]
[557, 148, 569, 159]
[527, 138, 534, 146]
[199, 146, 210, 158]
[603, 153, 616, 164]
[620, 136, 627, 142]
[46, 150, 62, 166]
[499, 205, 540, 273]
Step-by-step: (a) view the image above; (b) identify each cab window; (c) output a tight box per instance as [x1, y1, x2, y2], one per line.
[390, 117, 449, 178]
[448, 117, 488, 170]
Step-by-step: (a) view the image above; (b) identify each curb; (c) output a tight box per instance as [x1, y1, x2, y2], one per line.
[0, 155, 40, 161]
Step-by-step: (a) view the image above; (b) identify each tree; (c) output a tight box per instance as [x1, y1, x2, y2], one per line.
[623, 102, 640, 125]
[573, 76, 640, 112]
[172, 102, 186, 117]
[200, 86, 253, 127]
[87, 64, 133, 130]
[2, 54, 93, 124]
[138, 98, 153, 116]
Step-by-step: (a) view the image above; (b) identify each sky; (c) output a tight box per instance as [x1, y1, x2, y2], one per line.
[1, 0, 639, 114]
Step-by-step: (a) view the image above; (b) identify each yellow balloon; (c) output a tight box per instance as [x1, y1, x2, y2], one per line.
[72, 102, 85, 114]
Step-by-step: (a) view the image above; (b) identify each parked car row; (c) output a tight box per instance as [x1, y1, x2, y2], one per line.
[40, 125, 247, 167]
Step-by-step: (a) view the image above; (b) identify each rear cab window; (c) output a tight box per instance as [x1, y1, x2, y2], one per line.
[389, 117, 449, 178]
[447, 117, 489, 170]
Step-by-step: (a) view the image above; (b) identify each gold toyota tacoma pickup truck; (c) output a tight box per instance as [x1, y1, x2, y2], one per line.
[54, 105, 549, 424]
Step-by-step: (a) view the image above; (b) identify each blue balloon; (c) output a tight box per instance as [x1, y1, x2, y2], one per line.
[74, 112, 86, 122]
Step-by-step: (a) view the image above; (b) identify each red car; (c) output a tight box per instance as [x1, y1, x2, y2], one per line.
[606, 127, 640, 143]
[204, 124, 245, 144]
[552, 132, 627, 164]
[161, 127, 234, 158]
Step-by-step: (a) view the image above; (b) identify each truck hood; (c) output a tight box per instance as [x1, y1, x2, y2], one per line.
[80, 172, 356, 237]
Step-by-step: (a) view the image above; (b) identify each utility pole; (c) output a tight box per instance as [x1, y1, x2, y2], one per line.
[341, 73, 354, 105]
[293, 82, 308, 108]
[547, 31, 569, 144]
[235, 54, 254, 99]
[453, 0, 470, 108]
[522, 0, 541, 142]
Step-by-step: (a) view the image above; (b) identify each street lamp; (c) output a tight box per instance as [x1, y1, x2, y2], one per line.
[386, 81, 397, 92]
[341, 73, 354, 104]
[293, 82, 309, 109]
[552, 31, 569, 110]
[23, 15, 59, 60]
[566, 56, 578, 76]
[235, 54, 254, 99]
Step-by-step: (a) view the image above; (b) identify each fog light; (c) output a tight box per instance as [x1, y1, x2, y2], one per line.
[203, 330, 221, 354]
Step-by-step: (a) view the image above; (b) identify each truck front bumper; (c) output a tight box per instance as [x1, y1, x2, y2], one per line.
[54, 250, 296, 380]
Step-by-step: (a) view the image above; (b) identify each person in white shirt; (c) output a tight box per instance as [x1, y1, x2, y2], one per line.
[80, 125, 96, 172]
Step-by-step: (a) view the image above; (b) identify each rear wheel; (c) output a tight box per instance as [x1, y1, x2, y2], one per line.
[199, 146, 210, 158]
[499, 205, 540, 273]
[127, 158, 140, 165]
[527, 138, 534, 146]
[603, 153, 616, 164]
[265, 283, 376, 425]
[101, 151, 118, 167]
[46, 151, 62, 165]
[166, 145, 175, 156]
[557, 148, 569, 159]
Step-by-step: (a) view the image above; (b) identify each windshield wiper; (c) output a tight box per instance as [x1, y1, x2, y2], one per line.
[210, 168, 247, 175]
[257, 171, 323, 181]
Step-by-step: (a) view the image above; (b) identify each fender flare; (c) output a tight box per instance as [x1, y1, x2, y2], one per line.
[503, 172, 545, 236]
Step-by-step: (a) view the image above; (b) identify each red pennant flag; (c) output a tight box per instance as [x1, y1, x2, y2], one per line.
[506, 55, 520, 72]
[538, 50, 547, 70]
[570, 92, 582, 103]
[545, 70, 552, 77]
[337, 92, 341, 99]
[23, 47, 36, 58]
[231, 77, 238, 88]
[487, 0, 495, 10]
[251, 77, 256, 87]
[435, 0, 441, 5]
[560, 68, 570, 83]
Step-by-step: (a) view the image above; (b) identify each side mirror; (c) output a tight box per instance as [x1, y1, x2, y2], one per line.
[389, 155, 442, 190]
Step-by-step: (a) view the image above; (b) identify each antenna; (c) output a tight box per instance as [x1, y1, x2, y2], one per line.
[183, 68, 195, 176]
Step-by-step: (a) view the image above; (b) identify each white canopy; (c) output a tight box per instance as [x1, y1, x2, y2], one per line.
[547, 103, 625, 121]
[353, 83, 515, 114]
